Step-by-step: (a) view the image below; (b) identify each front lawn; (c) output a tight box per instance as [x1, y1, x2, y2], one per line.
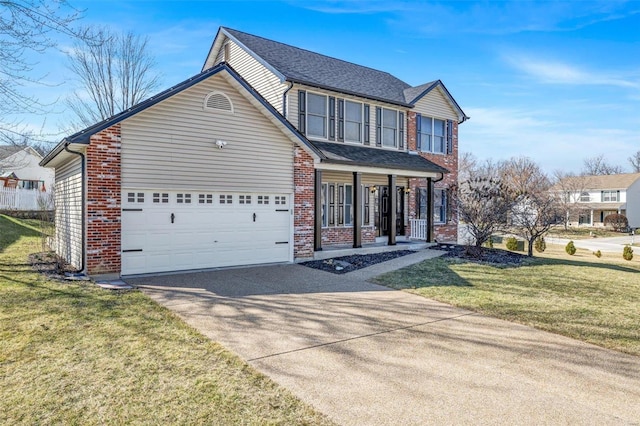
[0, 215, 332, 425]
[373, 243, 640, 356]
[546, 225, 626, 239]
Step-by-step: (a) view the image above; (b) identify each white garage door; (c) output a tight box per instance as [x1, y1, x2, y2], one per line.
[121, 190, 292, 275]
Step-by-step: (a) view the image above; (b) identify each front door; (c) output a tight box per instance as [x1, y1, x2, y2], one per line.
[376, 186, 404, 237]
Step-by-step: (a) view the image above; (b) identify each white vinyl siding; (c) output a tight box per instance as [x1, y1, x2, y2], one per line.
[412, 86, 460, 121]
[213, 39, 287, 113]
[54, 156, 83, 269]
[121, 74, 295, 193]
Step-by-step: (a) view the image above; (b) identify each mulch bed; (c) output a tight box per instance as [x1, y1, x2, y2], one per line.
[29, 252, 89, 281]
[300, 250, 416, 274]
[432, 243, 528, 265]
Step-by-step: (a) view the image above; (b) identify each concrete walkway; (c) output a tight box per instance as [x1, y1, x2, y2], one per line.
[128, 251, 640, 425]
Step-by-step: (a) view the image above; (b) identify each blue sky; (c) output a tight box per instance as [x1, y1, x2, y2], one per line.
[17, 0, 640, 173]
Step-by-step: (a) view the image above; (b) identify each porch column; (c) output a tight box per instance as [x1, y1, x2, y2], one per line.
[353, 172, 362, 248]
[314, 169, 323, 251]
[388, 174, 397, 246]
[426, 177, 434, 242]
[590, 209, 594, 226]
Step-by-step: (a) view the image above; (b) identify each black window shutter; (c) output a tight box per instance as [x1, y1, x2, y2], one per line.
[338, 185, 345, 225]
[399, 112, 405, 149]
[363, 104, 370, 145]
[298, 91, 306, 135]
[364, 186, 370, 224]
[416, 113, 422, 151]
[446, 119, 453, 154]
[329, 184, 336, 226]
[337, 99, 345, 142]
[375, 107, 382, 146]
[328, 97, 336, 141]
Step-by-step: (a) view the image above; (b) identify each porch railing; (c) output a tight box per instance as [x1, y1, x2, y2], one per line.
[410, 219, 427, 240]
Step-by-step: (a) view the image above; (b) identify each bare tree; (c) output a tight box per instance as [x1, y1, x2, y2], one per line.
[504, 157, 561, 256]
[629, 151, 640, 173]
[582, 154, 624, 175]
[1, 0, 83, 141]
[66, 27, 161, 128]
[458, 151, 478, 183]
[551, 171, 592, 229]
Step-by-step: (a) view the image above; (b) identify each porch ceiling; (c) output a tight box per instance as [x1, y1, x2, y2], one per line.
[580, 202, 626, 210]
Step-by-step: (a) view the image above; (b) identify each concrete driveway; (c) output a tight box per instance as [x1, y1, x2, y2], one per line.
[129, 260, 640, 425]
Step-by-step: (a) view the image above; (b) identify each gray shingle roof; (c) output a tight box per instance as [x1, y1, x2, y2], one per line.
[311, 141, 449, 174]
[223, 28, 414, 106]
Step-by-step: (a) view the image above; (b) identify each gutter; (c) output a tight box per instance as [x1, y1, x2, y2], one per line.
[63, 142, 86, 274]
[282, 81, 294, 117]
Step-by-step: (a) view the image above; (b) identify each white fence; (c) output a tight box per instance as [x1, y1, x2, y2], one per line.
[0, 187, 53, 211]
[410, 219, 427, 240]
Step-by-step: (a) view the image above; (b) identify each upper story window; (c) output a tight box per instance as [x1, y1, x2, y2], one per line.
[345, 101, 363, 143]
[307, 93, 327, 138]
[601, 190, 620, 202]
[382, 108, 398, 147]
[579, 192, 591, 202]
[419, 116, 446, 154]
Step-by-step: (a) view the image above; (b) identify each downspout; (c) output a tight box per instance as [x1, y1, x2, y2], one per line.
[64, 142, 86, 274]
[282, 81, 294, 118]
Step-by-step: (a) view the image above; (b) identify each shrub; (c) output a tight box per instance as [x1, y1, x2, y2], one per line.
[603, 214, 629, 232]
[534, 236, 546, 253]
[505, 237, 518, 251]
[565, 240, 577, 255]
[593, 250, 602, 258]
[623, 245, 634, 261]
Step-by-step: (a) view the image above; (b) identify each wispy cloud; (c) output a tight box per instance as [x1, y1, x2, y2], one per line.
[505, 55, 640, 89]
[461, 106, 638, 172]
[294, 1, 640, 35]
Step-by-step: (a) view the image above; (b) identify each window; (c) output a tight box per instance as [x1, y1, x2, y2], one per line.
[307, 93, 327, 138]
[220, 194, 232, 204]
[275, 196, 286, 205]
[344, 185, 353, 226]
[419, 116, 446, 154]
[434, 189, 446, 224]
[199, 194, 213, 204]
[416, 188, 447, 223]
[382, 108, 397, 147]
[321, 184, 328, 227]
[579, 192, 591, 202]
[601, 190, 620, 202]
[153, 193, 169, 203]
[127, 192, 144, 203]
[345, 101, 362, 143]
[257, 195, 270, 205]
[363, 186, 370, 225]
[578, 212, 591, 224]
[239, 195, 252, 204]
[177, 193, 191, 204]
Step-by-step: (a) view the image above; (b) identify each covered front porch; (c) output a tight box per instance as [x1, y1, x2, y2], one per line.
[309, 141, 449, 256]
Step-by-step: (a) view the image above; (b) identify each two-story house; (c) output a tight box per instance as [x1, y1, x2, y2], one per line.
[40, 27, 467, 277]
[553, 173, 640, 229]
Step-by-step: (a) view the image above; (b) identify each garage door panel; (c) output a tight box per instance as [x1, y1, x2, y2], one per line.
[121, 190, 292, 275]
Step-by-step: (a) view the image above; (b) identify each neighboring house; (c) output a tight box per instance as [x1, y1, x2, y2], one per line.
[0, 146, 54, 191]
[552, 173, 640, 228]
[41, 27, 467, 277]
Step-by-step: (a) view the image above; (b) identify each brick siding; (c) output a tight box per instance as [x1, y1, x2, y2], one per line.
[407, 112, 459, 243]
[321, 226, 376, 246]
[293, 147, 315, 259]
[86, 124, 122, 275]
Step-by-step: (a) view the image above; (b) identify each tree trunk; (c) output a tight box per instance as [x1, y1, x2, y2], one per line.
[528, 239, 534, 257]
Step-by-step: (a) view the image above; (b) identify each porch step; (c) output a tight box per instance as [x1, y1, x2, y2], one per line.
[312, 241, 435, 260]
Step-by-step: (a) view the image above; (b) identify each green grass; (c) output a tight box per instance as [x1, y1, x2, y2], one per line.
[374, 243, 640, 356]
[0, 215, 333, 425]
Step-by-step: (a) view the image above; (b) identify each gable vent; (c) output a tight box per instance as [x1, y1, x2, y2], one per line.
[204, 91, 234, 113]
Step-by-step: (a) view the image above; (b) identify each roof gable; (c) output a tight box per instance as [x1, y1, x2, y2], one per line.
[555, 173, 640, 191]
[204, 28, 467, 120]
[41, 63, 323, 166]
